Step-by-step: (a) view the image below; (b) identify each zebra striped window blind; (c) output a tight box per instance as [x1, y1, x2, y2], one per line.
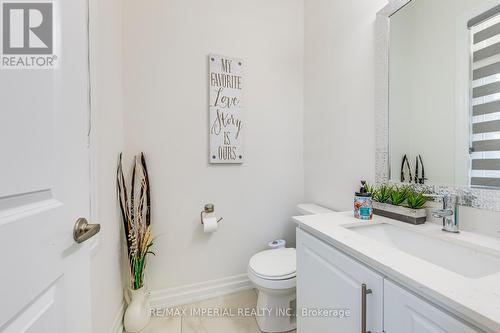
[470, 7, 500, 187]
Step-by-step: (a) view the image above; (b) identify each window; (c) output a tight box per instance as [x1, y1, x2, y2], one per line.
[469, 9, 500, 187]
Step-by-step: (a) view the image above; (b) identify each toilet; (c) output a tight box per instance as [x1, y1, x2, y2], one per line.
[248, 248, 297, 332]
[247, 204, 333, 332]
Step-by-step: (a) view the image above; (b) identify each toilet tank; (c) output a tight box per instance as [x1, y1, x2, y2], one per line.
[296, 203, 335, 215]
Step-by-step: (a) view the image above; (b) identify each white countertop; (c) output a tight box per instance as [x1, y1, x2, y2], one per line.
[293, 212, 500, 333]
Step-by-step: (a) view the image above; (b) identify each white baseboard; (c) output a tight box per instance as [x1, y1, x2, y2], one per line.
[109, 302, 125, 333]
[150, 274, 253, 309]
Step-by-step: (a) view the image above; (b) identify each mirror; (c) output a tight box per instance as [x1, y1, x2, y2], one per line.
[388, 0, 500, 188]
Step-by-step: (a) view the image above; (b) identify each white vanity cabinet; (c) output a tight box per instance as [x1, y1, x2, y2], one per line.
[296, 229, 384, 333]
[296, 228, 481, 333]
[384, 280, 479, 333]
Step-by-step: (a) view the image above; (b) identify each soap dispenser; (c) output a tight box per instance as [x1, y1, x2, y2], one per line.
[354, 181, 373, 220]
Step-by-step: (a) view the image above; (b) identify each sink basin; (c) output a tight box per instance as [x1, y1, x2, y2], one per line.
[347, 223, 500, 278]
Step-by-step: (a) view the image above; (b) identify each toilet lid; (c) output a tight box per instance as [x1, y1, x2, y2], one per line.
[249, 248, 296, 278]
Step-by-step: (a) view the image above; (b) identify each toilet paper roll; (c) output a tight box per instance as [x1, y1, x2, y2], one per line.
[268, 239, 286, 249]
[203, 217, 218, 233]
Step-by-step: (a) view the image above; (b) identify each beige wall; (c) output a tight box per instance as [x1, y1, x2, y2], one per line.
[89, 0, 125, 332]
[122, 0, 305, 290]
[304, 0, 387, 211]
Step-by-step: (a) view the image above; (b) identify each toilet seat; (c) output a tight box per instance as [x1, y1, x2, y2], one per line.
[248, 267, 296, 290]
[249, 267, 296, 281]
[248, 248, 296, 290]
[249, 248, 296, 278]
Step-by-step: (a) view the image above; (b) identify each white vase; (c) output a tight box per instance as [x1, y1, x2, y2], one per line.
[124, 286, 151, 332]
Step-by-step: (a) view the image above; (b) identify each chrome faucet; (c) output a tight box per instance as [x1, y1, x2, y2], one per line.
[431, 193, 459, 233]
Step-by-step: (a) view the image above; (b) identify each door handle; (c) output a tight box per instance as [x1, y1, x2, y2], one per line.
[361, 283, 372, 333]
[73, 218, 100, 244]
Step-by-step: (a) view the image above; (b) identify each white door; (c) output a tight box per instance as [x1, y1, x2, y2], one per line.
[384, 280, 479, 333]
[296, 229, 384, 333]
[0, 0, 96, 332]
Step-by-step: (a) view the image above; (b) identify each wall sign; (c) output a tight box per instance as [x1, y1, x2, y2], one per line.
[209, 54, 244, 164]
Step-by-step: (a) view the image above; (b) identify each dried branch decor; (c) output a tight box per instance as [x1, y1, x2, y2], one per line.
[117, 153, 154, 290]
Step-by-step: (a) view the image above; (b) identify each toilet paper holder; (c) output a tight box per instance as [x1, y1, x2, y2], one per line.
[201, 204, 223, 224]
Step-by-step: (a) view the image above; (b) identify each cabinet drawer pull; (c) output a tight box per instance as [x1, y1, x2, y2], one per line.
[361, 283, 372, 333]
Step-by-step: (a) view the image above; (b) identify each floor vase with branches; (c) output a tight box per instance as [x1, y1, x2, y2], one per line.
[117, 153, 154, 332]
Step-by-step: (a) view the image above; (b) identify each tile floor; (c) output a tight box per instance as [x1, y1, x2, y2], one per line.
[136, 289, 296, 333]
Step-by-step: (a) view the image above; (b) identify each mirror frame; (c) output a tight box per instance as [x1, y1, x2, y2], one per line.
[375, 0, 500, 212]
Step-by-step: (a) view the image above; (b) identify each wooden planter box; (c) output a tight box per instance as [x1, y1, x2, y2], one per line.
[372, 202, 427, 225]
